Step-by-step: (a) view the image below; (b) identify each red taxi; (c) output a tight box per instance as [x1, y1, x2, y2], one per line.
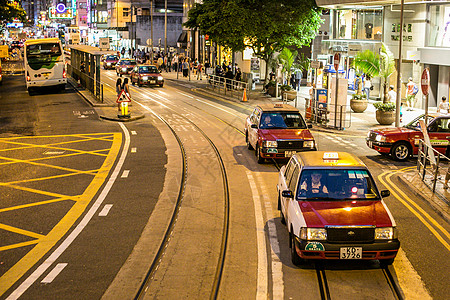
[130, 65, 164, 87]
[366, 114, 450, 161]
[116, 59, 137, 76]
[245, 104, 316, 163]
[277, 151, 399, 266]
[102, 55, 119, 70]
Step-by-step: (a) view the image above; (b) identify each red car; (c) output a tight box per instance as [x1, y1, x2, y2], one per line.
[102, 55, 119, 70]
[130, 65, 164, 87]
[366, 114, 450, 161]
[116, 59, 136, 76]
[245, 103, 316, 163]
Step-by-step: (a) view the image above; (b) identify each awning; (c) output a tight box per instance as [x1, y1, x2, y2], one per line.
[177, 31, 187, 43]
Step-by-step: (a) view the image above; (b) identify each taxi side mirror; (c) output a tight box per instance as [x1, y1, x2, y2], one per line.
[307, 124, 313, 129]
[380, 190, 390, 197]
[251, 124, 258, 129]
[282, 190, 294, 198]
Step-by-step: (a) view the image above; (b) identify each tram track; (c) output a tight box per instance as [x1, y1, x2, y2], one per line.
[132, 88, 230, 300]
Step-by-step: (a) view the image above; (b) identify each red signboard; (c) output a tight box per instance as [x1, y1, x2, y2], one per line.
[421, 68, 430, 96]
[334, 53, 340, 72]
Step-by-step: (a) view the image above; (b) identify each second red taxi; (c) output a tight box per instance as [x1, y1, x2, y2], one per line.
[277, 151, 399, 266]
[116, 59, 137, 76]
[130, 65, 164, 87]
[245, 104, 316, 163]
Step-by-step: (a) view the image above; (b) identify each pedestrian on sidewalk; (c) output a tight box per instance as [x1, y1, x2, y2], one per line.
[197, 61, 203, 80]
[182, 59, 189, 77]
[291, 73, 296, 90]
[116, 78, 122, 111]
[295, 69, 302, 91]
[364, 75, 372, 99]
[444, 167, 449, 189]
[438, 96, 449, 114]
[387, 85, 396, 102]
[122, 78, 130, 98]
[406, 77, 418, 110]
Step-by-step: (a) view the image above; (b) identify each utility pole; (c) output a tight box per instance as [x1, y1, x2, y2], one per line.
[164, 0, 167, 54]
[116, 0, 119, 50]
[395, 0, 404, 127]
[150, 0, 153, 62]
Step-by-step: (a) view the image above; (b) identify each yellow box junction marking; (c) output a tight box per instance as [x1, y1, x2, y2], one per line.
[0, 133, 122, 296]
[378, 168, 450, 251]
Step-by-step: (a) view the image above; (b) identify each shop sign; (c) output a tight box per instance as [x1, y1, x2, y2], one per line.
[49, 6, 74, 19]
[391, 23, 413, 42]
[310, 60, 321, 69]
[99, 37, 109, 50]
[421, 68, 430, 96]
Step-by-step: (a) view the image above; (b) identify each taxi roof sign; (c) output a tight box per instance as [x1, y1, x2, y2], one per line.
[274, 103, 284, 108]
[323, 152, 339, 160]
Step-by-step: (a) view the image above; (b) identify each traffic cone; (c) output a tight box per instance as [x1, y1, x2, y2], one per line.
[241, 88, 248, 102]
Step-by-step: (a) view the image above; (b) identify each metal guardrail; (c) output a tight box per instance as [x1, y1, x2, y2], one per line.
[306, 99, 352, 130]
[206, 74, 248, 100]
[417, 139, 450, 193]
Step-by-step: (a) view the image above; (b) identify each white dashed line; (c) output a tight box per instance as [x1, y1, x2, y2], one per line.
[99, 204, 113, 216]
[41, 263, 68, 284]
[121, 170, 130, 178]
[131, 147, 137, 153]
[131, 131, 137, 135]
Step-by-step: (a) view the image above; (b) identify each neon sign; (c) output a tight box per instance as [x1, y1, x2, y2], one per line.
[49, 6, 74, 19]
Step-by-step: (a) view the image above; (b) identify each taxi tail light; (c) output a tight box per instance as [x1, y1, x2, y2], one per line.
[62, 66, 66, 78]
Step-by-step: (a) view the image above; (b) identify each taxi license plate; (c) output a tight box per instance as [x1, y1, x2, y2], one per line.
[340, 247, 362, 259]
[150, 80, 156, 84]
[285, 151, 296, 157]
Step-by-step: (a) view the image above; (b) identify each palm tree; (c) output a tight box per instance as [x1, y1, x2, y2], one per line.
[277, 48, 297, 85]
[353, 43, 395, 103]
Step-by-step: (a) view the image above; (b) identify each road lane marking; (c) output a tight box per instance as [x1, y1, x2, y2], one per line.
[41, 263, 68, 284]
[99, 204, 113, 217]
[379, 168, 450, 251]
[246, 171, 268, 299]
[131, 147, 136, 153]
[131, 131, 137, 135]
[256, 173, 284, 300]
[2, 130, 126, 298]
[121, 170, 130, 178]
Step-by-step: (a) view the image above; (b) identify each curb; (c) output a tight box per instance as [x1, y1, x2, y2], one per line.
[99, 114, 145, 122]
[398, 172, 450, 224]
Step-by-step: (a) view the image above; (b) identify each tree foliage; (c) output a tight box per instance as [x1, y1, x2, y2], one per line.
[0, 0, 27, 23]
[184, 0, 322, 79]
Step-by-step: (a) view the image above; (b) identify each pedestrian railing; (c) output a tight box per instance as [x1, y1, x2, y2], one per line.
[417, 140, 450, 193]
[206, 74, 248, 101]
[306, 99, 351, 130]
[67, 64, 104, 103]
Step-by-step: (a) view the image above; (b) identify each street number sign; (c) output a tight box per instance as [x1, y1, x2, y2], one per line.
[421, 68, 430, 96]
[334, 53, 340, 72]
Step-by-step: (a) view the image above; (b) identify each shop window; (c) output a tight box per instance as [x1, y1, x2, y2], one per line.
[337, 9, 382, 40]
[428, 5, 450, 47]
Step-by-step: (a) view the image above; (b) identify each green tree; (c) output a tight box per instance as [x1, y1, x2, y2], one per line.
[353, 43, 396, 103]
[184, 0, 322, 82]
[0, 0, 27, 23]
[277, 48, 297, 84]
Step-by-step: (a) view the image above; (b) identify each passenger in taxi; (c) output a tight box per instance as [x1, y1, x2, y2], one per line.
[300, 172, 328, 195]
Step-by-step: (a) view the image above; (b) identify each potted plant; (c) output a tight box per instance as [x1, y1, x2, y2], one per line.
[373, 102, 396, 125]
[350, 88, 368, 113]
[266, 80, 277, 97]
[352, 43, 396, 121]
[280, 84, 297, 101]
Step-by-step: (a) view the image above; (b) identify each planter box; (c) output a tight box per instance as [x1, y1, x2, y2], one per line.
[376, 110, 395, 125]
[350, 99, 368, 113]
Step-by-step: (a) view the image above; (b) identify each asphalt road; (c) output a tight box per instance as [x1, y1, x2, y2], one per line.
[0, 72, 449, 299]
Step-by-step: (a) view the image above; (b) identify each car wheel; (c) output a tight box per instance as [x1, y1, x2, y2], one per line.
[290, 231, 304, 266]
[246, 132, 253, 150]
[159, 84, 164, 87]
[256, 145, 264, 164]
[138, 81, 142, 87]
[379, 258, 395, 267]
[132, 80, 135, 86]
[120, 74, 122, 77]
[391, 142, 410, 161]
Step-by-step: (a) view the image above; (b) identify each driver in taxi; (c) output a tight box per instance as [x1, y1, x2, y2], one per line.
[300, 172, 328, 194]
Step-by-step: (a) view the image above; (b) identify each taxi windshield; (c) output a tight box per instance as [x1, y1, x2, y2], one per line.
[139, 66, 158, 73]
[121, 60, 136, 65]
[260, 112, 307, 129]
[106, 55, 118, 60]
[405, 114, 434, 130]
[297, 169, 380, 200]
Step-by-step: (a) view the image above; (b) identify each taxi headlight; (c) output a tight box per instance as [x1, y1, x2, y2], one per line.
[375, 227, 397, 240]
[157, 76, 163, 81]
[375, 135, 386, 142]
[304, 140, 314, 148]
[142, 76, 148, 80]
[107, 62, 111, 66]
[367, 131, 372, 138]
[122, 68, 127, 72]
[263, 140, 277, 148]
[300, 228, 327, 240]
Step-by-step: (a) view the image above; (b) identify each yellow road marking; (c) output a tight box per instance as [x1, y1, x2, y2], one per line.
[0, 157, 99, 175]
[0, 224, 45, 239]
[0, 133, 122, 296]
[1, 183, 81, 199]
[2, 170, 99, 185]
[378, 168, 450, 251]
[0, 149, 109, 166]
[0, 198, 75, 213]
[0, 241, 39, 252]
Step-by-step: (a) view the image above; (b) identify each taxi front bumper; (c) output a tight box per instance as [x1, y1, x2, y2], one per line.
[260, 147, 316, 159]
[366, 138, 393, 154]
[294, 238, 400, 260]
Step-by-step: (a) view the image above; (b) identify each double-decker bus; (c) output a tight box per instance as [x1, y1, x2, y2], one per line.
[24, 38, 67, 94]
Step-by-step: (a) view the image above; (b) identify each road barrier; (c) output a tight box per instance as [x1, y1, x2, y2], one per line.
[206, 74, 248, 101]
[417, 140, 450, 194]
[306, 99, 352, 130]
